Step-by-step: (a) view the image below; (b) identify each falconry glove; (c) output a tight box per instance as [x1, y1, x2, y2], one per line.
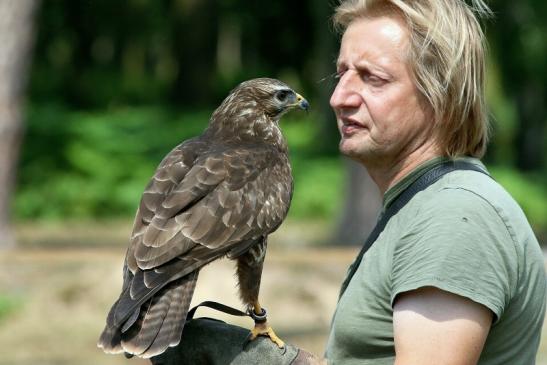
[149, 318, 323, 365]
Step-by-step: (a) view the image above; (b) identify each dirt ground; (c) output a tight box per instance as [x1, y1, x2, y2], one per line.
[0, 232, 351, 365]
[1, 222, 546, 364]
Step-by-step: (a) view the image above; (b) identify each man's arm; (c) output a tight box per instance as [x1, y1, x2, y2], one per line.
[393, 286, 493, 365]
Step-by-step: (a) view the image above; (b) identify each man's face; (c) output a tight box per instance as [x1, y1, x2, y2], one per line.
[330, 15, 435, 166]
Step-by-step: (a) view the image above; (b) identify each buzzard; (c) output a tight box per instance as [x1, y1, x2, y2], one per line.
[98, 78, 309, 358]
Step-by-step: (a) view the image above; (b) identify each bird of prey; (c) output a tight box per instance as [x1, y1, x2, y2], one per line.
[98, 78, 309, 358]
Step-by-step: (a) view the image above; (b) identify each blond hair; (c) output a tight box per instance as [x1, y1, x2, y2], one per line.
[333, 0, 492, 158]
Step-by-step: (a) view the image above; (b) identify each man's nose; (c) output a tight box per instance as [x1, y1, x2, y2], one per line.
[330, 71, 361, 110]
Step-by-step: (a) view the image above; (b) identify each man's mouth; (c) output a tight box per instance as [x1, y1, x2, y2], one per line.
[340, 118, 366, 136]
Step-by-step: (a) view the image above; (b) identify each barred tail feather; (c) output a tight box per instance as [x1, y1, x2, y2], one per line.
[98, 271, 198, 358]
[140, 272, 196, 357]
[97, 297, 126, 354]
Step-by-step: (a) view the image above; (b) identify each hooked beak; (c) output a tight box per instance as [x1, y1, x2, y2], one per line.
[293, 92, 310, 112]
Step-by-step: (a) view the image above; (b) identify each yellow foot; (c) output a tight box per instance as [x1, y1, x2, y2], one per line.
[249, 321, 285, 348]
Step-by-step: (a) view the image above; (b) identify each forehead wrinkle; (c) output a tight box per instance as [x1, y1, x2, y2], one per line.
[337, 44, 399, 74]
[337, 16, 410, 73]
[355, 50, 400, 74]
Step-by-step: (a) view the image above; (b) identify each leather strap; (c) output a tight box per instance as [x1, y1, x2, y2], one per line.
[338, 160, 489, 299]
[187, 300, 249, 320]
[187, 300, 268, 324]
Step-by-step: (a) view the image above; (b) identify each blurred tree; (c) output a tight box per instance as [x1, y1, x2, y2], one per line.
[0, 0, 39, 248]
[489, 0, 547, 171]
[308, 0, 340, 155]
[334, 159, 382, 246]
[28, 0, 320, 108]
[169, 0, 220, 106]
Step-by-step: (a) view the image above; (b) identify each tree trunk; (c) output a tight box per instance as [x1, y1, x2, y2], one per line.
[0, 0, 39, 249]
[309, 0, 340, 155]
[514, 82, 545, 171]
[333, 159, 382, 246]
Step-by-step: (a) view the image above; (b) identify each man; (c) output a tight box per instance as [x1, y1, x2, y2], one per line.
[152, 1, 546, 364]
[326, 0, 546, 364]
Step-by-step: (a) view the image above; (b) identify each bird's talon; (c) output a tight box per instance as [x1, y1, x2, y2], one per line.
[250, 321, 285, 348]
[270, 332, 285, 349]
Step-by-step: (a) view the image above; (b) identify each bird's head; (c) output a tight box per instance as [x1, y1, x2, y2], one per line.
[233, 78, 309, 119]
[208, 78, 309, 146]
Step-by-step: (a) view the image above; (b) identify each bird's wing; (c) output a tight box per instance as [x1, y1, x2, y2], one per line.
[127, 141, 293, 273]
[125, 141, 214, 271]
[175, 146, 293, 248]
[110, 141, 292, 327]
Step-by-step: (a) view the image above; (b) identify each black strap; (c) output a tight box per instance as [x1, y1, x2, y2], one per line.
[187, 301, 249, 320]
[187, 300, 269, 323]
[338, 160, 489, 298]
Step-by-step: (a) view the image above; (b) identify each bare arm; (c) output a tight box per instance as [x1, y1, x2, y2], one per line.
[393, 286, 493, 365]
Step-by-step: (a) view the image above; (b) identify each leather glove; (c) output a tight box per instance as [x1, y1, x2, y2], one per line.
[150, 317, 323, 365]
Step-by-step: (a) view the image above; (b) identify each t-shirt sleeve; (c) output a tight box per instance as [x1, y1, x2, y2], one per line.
[390, 187, 518, 321]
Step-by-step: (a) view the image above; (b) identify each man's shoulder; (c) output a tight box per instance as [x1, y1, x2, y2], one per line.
[384, 165, 528, 255]
[397, 165, 539, 263]
[394, 169, 498, 224]
[382, 160, 538, 259]
[426, 167, 528, 229]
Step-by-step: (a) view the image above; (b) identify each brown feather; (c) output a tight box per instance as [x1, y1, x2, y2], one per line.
[120, 272, 197, 358]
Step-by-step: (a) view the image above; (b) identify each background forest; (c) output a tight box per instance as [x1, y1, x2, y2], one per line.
[10, 0, 547, 242]
[2, 0, 544, 240]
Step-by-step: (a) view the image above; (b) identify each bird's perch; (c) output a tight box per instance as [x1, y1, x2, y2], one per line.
[149, 318, 323, 365]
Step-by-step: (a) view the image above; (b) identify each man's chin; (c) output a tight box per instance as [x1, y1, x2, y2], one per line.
[339, 140, 367, 159]
[339, 140, 384, 166]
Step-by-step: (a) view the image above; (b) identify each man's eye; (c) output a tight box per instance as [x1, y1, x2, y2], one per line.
[334, 70, 345, 79]
[364, 74, 386, 86]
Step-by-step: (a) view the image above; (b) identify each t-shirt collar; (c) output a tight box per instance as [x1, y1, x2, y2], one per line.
[382, 156, 486, 211]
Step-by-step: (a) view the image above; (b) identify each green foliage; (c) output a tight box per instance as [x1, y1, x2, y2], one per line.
[487, 1, 547, 170]
[16, 105, 209, 219]
[490, 167, 547, 236]
[0, 295, 22, 322]
[288, 157, 344, 220]
[485, 58, 518, 165]
[16, 106, 344, 221]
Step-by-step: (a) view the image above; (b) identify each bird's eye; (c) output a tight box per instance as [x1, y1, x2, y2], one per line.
[275, 90, 291, 102]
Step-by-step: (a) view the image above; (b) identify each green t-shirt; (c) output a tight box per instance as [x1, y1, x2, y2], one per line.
[325, 157, 546, 365]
